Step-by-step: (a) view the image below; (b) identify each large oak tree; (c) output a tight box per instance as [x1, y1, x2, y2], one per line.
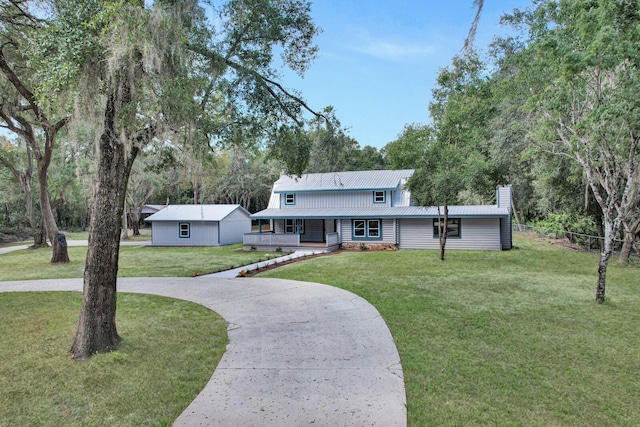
[30, 0, 323, 359]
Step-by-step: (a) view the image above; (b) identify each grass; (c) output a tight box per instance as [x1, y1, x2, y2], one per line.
[257, 235, 640, 426]
[0, 291, 227, 427]
[2, 233, 639, 426]
[0, 243, 281, 280]
[0, 229, 151, 248]
[58, 229, 153, 242]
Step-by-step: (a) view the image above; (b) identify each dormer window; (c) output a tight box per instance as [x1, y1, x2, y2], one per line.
[373, 191, 385, 204]
[285, 193, 296, 205]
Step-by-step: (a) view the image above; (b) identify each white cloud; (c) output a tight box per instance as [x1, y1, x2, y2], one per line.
[349, 31, 435, 61]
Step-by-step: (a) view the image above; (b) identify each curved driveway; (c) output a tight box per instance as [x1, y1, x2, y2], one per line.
[0, 276, 407, 426]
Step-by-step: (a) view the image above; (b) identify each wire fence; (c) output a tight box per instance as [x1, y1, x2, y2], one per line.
[513, 224, 625, 253]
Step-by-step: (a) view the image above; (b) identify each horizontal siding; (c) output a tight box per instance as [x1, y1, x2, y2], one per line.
[398, 218, 501, 250]
[382, 219, 396, 243]
[284, 191, 391, 209]
[151, 221, 218, 246]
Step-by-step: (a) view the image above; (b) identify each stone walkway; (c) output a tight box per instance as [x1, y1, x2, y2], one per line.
[203, 250, 324, 278]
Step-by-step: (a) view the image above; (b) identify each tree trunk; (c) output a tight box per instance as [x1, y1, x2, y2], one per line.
[438, 203, 448, 261]
[33, 228, 46, 247]
[38, 164, 69, 263]
[25, 177, 36, 234]
[130, 210, 141, 235]
[32, 215, 47, 248]
[70, 85, 137, 360]
[0, 148, 37, 237]
[193, 179, 200, 205]
[511, 196, 523, 232]
[595, 216, 616, 303]
[619, 219, 639, 263]
[594, 211, 604, 250]
[596, 249, 611, 304]
[121, 204, 129, 240]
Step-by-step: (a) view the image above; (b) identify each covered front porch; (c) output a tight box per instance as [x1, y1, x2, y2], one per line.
[243, 231, 340, 252]
[243, 218, 341, 252]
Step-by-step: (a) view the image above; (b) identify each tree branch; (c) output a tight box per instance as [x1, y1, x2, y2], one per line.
[188, 43, 327, 125]
[0, 47, 44, 123]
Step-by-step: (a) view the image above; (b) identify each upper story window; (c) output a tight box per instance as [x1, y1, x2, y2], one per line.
[284, 193, 296, 205]
[373, 191, 386, 204]
[433, 218, 461, 238]
[179, 222, 190, 238]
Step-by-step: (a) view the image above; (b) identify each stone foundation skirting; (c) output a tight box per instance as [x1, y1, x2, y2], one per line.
[341, 242, 397, 251]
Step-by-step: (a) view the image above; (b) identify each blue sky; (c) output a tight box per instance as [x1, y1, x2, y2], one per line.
[282, 0, 533, 149]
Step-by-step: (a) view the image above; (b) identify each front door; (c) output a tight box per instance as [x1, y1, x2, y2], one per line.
[300, 219, 325, 243]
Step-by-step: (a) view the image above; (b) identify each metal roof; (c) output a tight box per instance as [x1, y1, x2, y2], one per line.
[140, 204, 167, 214]
[251, 205, 509, 219]
[273, 169, 414, 193]
[145, 204, 249, 222]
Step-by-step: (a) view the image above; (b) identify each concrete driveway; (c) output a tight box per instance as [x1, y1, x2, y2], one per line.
[0, 277, 407, 426]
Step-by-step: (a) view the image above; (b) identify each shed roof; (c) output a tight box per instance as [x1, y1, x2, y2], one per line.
[251, 205, 509, 219]
[145, 204, 249, 222]
[140, 204, 167, 215]
[273, 169, 414, 193]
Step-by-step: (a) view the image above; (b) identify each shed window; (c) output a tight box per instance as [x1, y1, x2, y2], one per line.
[373, 191, 386, 203]
[352, 219, 382, 240]
[179, 222, 190, 238]
[285, 193, 296, 205]
[433, 218, 461, 238]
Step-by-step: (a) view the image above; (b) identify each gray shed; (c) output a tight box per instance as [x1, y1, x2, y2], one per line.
[145, 204, 251, 246]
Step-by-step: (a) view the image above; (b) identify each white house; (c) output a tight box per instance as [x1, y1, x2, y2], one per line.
[145, 204, 251, 246]
[244, 169, 512, 251]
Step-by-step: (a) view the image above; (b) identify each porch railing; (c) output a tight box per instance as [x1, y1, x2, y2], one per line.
[326, 232, 339, 246]
[243, 232, 300, 247]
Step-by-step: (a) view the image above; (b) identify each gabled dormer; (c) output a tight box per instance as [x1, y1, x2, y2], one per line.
[269, 169, 415, 209]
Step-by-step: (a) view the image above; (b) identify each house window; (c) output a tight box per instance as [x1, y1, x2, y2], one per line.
[368, 220, 380, 237]
[285, 193, 296, 205]
[373, 191, 386, 203]
[352, 219, 382, 240]
[433, 218, 461, 238]
[285, 219, 304, 234]
[179, 222, 190, 238]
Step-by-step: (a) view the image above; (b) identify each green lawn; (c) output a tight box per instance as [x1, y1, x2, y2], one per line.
[257, 235, 640, 426]
[0, 243, 281, 280]
[2, 234, 638, 426]
[0, 292, 227, 427]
